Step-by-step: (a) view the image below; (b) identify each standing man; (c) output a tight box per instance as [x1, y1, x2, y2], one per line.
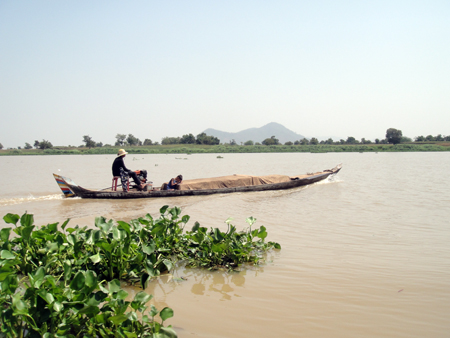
[112, 149, 144, 190]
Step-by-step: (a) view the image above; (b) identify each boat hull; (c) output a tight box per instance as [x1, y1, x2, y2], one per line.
[54, 164, 341, 199]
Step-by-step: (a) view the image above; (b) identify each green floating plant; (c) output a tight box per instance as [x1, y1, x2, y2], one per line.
[0, 207, 280, 337]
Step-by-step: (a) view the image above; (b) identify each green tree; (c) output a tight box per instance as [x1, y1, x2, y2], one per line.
[34, 140, 40, 149]
[96, 142, 103, 147]
[436, 134, 444, 141]
[309, 137, 318, 145]
[161, 136, 181, 145]
[415, 135, 425, 142]
[386, 128, 403, 145]
[229, 139, 237, 145]
[262, 136, 279, 146]
[284, 141, 293, 145]
[196, 133, 220, 145]
[115, 134, 126, 146]
[143, 138, 153, 145]
[83, 135, 96, 149]
[346, 136, 357, 144]
[425, 135, 435, 141]
[24, 142, 32, 149]
[39, 139, 53, 149]
[0, 143, 3, 149]
[300, 138, 309, 145]
[244, 140, 254, 146]
[126, 134, 141, 146]
[180, 133, 196, 144]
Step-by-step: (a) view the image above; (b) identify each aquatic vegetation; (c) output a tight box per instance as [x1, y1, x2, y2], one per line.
[0, 207, 280, 336]
[2, 142, 449, 156]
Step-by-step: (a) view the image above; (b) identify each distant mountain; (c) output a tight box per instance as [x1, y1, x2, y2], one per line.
[203, 122, 306, 144]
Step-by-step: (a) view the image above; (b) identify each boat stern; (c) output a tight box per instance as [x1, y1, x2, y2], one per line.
[53, 173, 77, 197]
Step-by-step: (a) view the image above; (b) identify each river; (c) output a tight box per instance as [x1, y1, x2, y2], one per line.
[1, 152, 449, 337]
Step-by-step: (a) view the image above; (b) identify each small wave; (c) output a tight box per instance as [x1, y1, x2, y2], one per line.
[317, 175, 342, 185]
[0, 194, 64, 206]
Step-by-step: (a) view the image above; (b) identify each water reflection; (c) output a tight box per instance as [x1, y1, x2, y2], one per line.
[188, 270, 247, 301]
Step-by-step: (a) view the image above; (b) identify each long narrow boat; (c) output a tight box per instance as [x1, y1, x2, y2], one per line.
[53, 164, 342, 199]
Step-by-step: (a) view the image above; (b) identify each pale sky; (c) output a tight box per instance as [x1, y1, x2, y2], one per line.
[1, 1, 449, 148]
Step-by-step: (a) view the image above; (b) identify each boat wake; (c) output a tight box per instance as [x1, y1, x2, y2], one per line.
[317, 174, 342, 184]
[0, 194, 65, 207]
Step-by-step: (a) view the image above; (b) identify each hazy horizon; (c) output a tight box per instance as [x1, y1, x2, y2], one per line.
[1, 1, 449, 148]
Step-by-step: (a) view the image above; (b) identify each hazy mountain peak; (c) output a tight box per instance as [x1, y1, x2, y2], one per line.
[203, 122, 305, 144]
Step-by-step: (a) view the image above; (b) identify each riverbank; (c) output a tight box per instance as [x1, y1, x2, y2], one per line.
[1, 143, 450, 156]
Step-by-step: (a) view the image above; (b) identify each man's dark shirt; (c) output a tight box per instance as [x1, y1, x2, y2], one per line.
[112, 156, 129, 176]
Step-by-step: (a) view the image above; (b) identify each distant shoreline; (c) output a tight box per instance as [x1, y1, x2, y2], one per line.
[1, 143, 450, 156]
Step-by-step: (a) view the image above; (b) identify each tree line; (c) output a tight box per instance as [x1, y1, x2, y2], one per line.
[1, 128, 450, 150]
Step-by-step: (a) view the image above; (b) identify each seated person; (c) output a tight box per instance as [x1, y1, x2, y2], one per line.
[166, 175, 183, 190]
[112, 149, 145, 190]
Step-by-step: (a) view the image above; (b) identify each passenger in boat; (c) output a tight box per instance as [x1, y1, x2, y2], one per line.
[166, 175, 183, 190]
[112, 149, 145, 191]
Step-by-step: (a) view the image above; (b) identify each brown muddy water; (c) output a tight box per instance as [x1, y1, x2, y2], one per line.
[1, 152, 449, 337]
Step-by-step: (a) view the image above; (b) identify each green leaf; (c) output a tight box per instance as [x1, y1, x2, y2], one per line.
[213, 228, 224, 242]
[245, 216, 256, 227]
[0, 228, 11, 242]
[1, 274, 18, 294]
[144, 261, 157, 277]
[108, 279, 121, 294]
[21, 225, 35, 242]
[0, 250, 15, 260]
[131, 291, 152, 310]
[12, 293, 28, 315]
[45, 275, 57, 288]
[61, 218, 70, 230]
[46, 222, 58, 233]
[20, 212, 34, 227]
[30, 267, 45, 288]
[46, 241, 59, 253]
[64, 261, 72, 283]
[67, 234, 76, 246]
[142, 242, 156, 255]
[112, 226, 121, 240]
[70, 271, 86, 291]
[159, 307, 174, 321]
[79, 305, 100, 315]
[191, 221, 200, 232]
[53, 301, 64, 313]
[3, 213, 19, 225]
[109, 314, 128, 325]
[257, 226, 267, 240]
[181, 215, 190, 223]
[97, 241, 113, 253]
[159, 205, 169, 215]
[38, 289, 55, 304]
[85, 270, 97, 287]
[116, 289, 129, 300]
[117, 221, 131, 236]
[169, 206, 181, 219]
[149, 304, 158, 317]
[89, 253, 102, 264]
[211, 244, 224, 253]
[158, 326, 178, 338]
[163, 259, 173, 272]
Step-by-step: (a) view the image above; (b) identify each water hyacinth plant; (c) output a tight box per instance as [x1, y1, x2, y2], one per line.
[0, 206, 280, 336]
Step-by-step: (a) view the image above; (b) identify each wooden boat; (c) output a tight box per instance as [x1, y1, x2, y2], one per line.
[53, 164, 342, 199]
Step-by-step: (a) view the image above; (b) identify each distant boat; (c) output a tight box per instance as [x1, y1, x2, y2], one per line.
[53, 164, 342, 200]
